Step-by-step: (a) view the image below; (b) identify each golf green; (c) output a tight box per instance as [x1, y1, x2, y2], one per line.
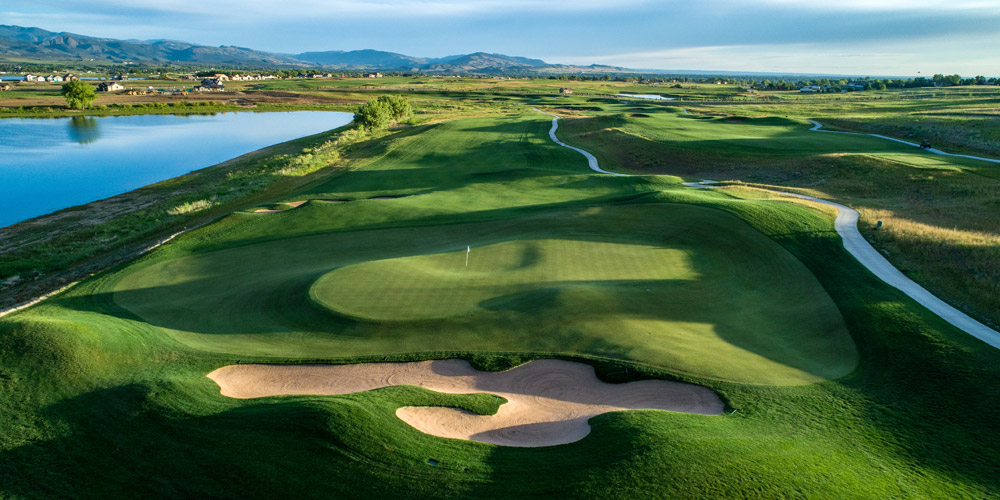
[112, 203, 856, 386]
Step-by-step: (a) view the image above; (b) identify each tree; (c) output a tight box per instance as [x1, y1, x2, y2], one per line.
[354, 99, 392, 130]
[354, 96, 412, 131]
[377, 95, 412, 122]
[61, 81, 96, 110]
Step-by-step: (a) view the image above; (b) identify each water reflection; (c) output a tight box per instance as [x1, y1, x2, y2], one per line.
[1, 111, 353, 228]
[68, 116, 101, 144]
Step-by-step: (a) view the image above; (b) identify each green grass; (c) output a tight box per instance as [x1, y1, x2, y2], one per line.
[112, 202, 854, 386]
[2, 108, 1000, 499]
[558, 105, 1000, 328]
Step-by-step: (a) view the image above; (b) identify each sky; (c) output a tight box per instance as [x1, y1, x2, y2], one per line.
[5, 0, 1000, 76]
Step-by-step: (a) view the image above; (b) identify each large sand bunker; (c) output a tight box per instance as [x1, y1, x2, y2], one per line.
[207, 359, 723, 447]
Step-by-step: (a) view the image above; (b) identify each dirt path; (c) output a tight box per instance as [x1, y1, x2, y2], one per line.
[208, 359, 723, 447]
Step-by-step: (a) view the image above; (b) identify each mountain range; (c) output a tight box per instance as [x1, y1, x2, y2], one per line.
[0, 25, 625, 75]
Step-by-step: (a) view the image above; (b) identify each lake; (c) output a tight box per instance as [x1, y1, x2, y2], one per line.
[0, 111, 353, 228]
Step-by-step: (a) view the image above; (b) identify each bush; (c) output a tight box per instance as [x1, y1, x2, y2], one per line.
[354, 96, 412, 130]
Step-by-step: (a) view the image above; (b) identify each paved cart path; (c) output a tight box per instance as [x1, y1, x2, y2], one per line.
[807, 119, 1000, 164]
[540, 110, 1000, 349]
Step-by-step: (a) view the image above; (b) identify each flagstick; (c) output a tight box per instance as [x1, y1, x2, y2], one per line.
[465, 245, 470, 268]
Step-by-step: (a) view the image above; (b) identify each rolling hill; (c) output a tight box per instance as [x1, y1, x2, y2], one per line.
[0, 24, 627, 74]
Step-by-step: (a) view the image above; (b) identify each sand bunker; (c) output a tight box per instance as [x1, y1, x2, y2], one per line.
[253, 200, 308, 213]
[207, 359, 723, 447]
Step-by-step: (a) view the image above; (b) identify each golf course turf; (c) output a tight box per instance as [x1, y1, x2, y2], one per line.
[2, 107, 1000, 498]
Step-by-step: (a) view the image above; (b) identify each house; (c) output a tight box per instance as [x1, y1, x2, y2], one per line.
[96, 82, 124, 92]
[194, 78, 226, 92]
[559, 88, 573, 94]
[365, 72, 383, 78]
[799, 86, 820, 93]
[213, 74, 230, 81]
[111, 75, 129, 81]
[63, 73, 79, 81]
[46, 75, 64, 82]
[24, 74, 36, 82]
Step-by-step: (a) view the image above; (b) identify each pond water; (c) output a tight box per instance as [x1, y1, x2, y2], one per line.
[0, 111, 353, 228]
[617, 93, 675, 100]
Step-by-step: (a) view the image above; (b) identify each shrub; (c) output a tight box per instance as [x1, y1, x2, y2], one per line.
[354, 96, 413, 130]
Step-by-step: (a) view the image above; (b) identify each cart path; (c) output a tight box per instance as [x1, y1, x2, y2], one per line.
[538, 109, 1000, 349]
[807, 120, 1000, 164]
[536, 109, 624, 175]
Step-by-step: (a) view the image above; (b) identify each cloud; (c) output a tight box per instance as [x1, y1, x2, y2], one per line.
[549, 35, 1000, 76]
[734, 0, 1000, 10]
[21, 0, 647, 20]
[9, 0, 1000, 74]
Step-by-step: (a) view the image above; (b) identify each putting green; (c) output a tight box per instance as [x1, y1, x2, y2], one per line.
[112, 203, 857, 386]
[311, 239, 696, 320]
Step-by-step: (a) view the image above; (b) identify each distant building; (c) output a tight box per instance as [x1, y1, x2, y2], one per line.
[365, 72, 383, 78]
[96, 82, 124, 92]
[559, 88, 573, 94]
[194, 78, 226, 92]
[63, 73, 79, 81]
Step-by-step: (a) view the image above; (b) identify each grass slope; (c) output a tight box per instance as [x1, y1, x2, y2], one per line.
[1, 111, 999, 499]
[558, 105, 1000, 329]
